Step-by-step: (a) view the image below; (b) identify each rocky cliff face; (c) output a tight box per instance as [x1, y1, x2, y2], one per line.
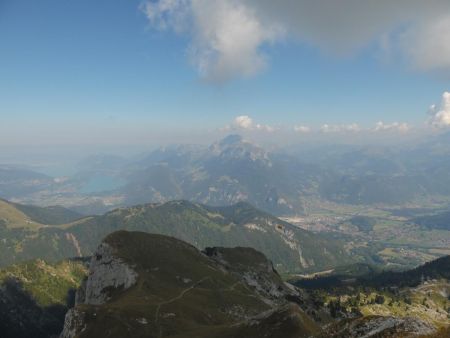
[61, 241, 138, 338]
[321, 315, 437, 338]
[60, 309, 86, 338]
[81, 242, 137, 305]
[57, 235, 140, 338]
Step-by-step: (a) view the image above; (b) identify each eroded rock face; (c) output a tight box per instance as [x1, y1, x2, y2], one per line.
[60, 309, 86, 338]
[203, 246, 298, 305]
[82, 242, 138, 305]
[60, 242, 138, 337]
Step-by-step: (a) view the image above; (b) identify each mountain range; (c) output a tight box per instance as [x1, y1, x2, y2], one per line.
[4, 133, 450, 216]
[0, 198, 355, 273]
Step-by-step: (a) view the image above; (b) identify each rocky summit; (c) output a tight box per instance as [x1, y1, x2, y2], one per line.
[60, 230, 319, 338]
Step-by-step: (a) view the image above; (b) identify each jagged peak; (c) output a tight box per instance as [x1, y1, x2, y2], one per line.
[218, 134, 244, 146]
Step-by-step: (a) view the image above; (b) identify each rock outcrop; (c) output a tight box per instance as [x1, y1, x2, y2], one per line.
[60, 309, 86, 338]
[60, 241, 138, 338]
[81, 242, 137, 305]
[203, 246, 298, 305]
[322, 315, 436, 338]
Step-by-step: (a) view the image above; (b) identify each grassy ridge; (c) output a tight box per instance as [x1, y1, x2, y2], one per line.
[67, 231, 320, 338]
[69, 201, 354, 273]
[0, 199, 355, 273]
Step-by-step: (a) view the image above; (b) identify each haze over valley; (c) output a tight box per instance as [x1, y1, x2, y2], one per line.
[1, 1, 450, 337]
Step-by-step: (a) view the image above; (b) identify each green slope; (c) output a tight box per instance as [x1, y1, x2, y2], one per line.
[13, 203, 83, 225]
[0, 258, 88, 338]
[67, 201, 354, 273]
[0, 198, 82, 229]
[0, 259, 88, 306]
[0, 199, 356, 273]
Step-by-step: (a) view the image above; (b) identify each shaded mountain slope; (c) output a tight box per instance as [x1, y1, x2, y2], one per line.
[362, 255, 450, 288]
[0, 198, 82, 229]
[413, 211, 450, 231]
[0, 259, 87, 338]
[12, 203, 83, 225]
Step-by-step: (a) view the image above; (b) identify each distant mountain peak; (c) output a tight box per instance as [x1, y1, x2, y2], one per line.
[218, 134, 244, 146]
[210, 134, 271, 163]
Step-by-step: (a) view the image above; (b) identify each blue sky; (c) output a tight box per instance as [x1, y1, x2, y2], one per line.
[1, 0, 449, 145]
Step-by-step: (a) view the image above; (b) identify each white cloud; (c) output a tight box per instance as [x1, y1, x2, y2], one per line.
[143, 0, 284, 82]
[142, 0, 191, 32]
[143, 0, 450, 81]
[224, 119, 416, 134]
[294, 125, 310, 133]
[220, 92, 450, 134]
[428, 92, 450, 128]
[320, 123, 361, 133]
[224, 115, 275, 132]
[234, 115, 253, 129]
[401, 15, 450, 72]
[255, 124, 275, 132]
[373, 121, 410, 133]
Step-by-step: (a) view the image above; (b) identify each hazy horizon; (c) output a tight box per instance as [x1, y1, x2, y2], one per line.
[1, 0, 449, 146]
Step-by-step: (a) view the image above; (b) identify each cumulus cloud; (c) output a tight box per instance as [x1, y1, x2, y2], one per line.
[143, 0, 450, 81]
[320, 123, 361, 133]
[255, 124, 275, 132]
[373, 121, 410, 133]
[223, 118, 416, 134]
[224, 115, 275, 132]
[234, 115, 253, 129]
[428, 92, 450, 128]
[142, 0, 284, 82]
[400, 15, 450, 72]
[294, 125, 310, 133]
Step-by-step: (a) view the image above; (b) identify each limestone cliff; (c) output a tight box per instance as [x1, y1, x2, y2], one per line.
[61, 241, 138, 338]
